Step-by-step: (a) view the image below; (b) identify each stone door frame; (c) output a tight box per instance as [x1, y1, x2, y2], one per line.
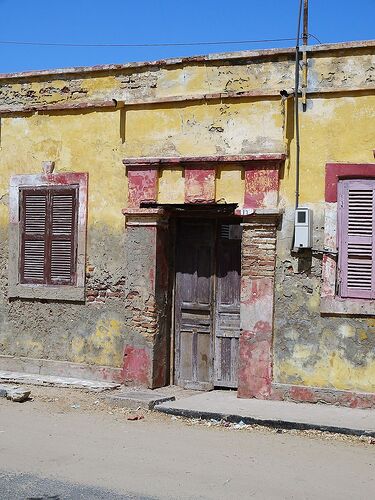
[122, 154, 284, 398]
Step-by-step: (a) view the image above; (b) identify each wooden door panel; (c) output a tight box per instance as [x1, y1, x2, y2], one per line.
[216, 313, 240, 338]
[175, 220, 214, 390]
[196, 246, 211, 304]
[214, 224, 241, 388]
[217, 336, 239, 386]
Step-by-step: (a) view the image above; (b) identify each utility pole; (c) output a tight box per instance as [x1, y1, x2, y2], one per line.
[302, 0, 309, 111]
[294, 0, 303, 209]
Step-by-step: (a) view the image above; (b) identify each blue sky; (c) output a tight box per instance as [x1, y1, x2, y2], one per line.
[1, 0, 374, 73]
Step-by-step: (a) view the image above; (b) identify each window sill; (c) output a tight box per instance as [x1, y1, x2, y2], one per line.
[320, 296, 375, 317]
[8, 284, 85, 301]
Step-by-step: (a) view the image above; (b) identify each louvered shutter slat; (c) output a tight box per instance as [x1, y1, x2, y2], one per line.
[23, 241, 45, 280]
[21, 191, 47, 283]
[340, 180, 375, 299]
[50, 190, 76, 284]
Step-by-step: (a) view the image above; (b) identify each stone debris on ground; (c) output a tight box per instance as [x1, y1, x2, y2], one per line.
[0, 384, 31, 402]
[127, 414, 145, 421]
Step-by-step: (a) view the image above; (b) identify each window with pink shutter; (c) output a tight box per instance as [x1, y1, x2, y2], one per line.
[338, 179, 375, 299]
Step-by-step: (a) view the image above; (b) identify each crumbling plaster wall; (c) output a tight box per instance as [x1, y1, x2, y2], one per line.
[0, 48, 372, 107]
[273, 206, 375, 393]
[274, 92, 375, 394]
[0, 45, 374, 383]
[0, 111, 131, 369]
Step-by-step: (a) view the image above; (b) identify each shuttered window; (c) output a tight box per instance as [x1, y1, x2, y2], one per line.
[20, 186, 78, 285]
[338, 179, 375, 299]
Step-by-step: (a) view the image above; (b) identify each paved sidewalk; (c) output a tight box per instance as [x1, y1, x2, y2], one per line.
[155, 390, 375, 437]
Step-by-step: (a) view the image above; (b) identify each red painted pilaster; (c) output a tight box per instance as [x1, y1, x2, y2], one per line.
[244, 161, 279, 208]
[237, 216, 277, 399]
[184, 165, 216, 203]
[127, 166, 158, 208]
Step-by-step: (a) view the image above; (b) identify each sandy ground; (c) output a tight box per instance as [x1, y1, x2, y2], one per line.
[0, 385, 374, 499]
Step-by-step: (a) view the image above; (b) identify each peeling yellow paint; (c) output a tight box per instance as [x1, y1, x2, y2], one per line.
[307, 292, 320, 312]
[216, 165, 244, 204]
[71, 337, 86, 363]
[338, 324, 355, 338]
[1, 47, 374, 388]
[293, 345, 312, 360]
[1, 111, 125, 231]
[359, 330, 368, 341]
[280, 95, 375, 205]
[158, 167, 184, 203]
[277, 351, 375, 393]
[71, 318, 123, 367]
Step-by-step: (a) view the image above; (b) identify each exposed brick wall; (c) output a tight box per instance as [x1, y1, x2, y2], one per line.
[242, 218, 277, 279]
[127, 294, 158, 337]
[85, 265, 125, 303]
[86, 286, 125, 303]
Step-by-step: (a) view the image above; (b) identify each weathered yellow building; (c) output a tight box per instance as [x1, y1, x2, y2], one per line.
[0, 40, 374, 406]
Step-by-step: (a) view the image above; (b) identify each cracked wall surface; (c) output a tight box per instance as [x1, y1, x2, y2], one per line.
[0, 43, 374, 391]
[0, 47, 373, 110]
[273, 208, 375, 393]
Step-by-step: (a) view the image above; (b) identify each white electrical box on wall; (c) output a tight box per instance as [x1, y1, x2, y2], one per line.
[294, 207, 313, 248]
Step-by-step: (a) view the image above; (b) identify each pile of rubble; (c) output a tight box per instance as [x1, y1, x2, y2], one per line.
[0, 384, 30, 402]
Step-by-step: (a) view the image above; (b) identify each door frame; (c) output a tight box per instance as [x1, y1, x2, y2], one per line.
[170, 209, 241, 389]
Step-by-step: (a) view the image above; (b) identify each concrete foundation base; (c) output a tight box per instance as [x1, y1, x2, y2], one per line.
[0, 355, 123, 384]
[0, 371, 121, 391]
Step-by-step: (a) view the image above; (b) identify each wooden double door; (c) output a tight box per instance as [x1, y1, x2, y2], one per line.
[174, 218, 241, 390]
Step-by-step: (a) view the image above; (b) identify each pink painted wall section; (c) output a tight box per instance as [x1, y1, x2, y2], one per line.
[238, 277, 274, 399]
[238, 332, 272, 399]
[325, 163, 375, 202]
[240, 278, 274, 332]
[184, 166, 216, 203]
[127, 167, 158, 208]
[271, 383, 375, 409]
[244, 162, 279, 208]
[122, 345, 151, 386]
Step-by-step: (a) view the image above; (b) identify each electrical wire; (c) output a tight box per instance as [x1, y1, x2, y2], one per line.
[0, 36, 321, 48]
[307, 33, 322, 44]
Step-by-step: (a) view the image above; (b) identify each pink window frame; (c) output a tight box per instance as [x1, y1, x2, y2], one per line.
[321, 163, 375, 316]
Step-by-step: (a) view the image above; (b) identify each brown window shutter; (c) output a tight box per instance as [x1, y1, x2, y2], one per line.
[20, 189, 48, 283]
[20, 186, 78, 286]
[49, 188, 78, 285]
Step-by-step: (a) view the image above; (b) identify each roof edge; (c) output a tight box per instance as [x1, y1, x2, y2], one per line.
[0, 39, 373, 81]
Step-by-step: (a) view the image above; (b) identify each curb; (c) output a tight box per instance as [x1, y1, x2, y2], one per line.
[155, 405, 375, 438]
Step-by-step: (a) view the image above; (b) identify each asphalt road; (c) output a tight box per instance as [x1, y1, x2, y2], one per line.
[0, 471, 153, 500]
[0, 387, 374, 500]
